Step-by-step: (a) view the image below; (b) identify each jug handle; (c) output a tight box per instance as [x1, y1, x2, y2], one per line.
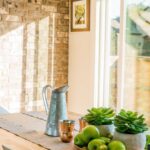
[42, 85, 53, 114]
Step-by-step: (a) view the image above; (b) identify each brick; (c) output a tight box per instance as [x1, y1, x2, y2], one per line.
[0, 8, 9, 14]
[41, 5, 57, 12]
[0, 0, 69, 112]
[57, 7, 69, 14]
[5, 15, 23, 22]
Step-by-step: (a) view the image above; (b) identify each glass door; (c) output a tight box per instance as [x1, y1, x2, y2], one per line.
[96, 0, 150, 124]
[124, 0, 150, 124]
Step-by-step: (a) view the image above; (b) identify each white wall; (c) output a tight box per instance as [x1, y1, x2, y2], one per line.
[68, 0, 97, 115]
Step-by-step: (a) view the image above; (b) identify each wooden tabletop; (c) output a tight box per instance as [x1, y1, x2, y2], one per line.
[0, 128, 46, 150]
[0, 112, 80, 150]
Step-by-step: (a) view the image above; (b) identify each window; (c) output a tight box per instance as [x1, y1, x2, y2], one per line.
[96, 0, 150, 124]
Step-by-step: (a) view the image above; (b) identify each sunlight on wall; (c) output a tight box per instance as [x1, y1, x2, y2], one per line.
[25, 22, 36, 111]
[37, 16, 49, 102]
[0, 0, 69, 113]
[0, 26, 24, 113]
[0, 17, 53, 112]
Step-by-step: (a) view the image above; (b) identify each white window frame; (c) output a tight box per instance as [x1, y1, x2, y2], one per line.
[117, 0, 126, 111]
[95, 0, 126, 111]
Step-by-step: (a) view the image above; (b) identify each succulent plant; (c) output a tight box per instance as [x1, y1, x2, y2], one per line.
[145, 135, 150, 150]
[114, 109, 148, 134]
[83, 107, 115, 125]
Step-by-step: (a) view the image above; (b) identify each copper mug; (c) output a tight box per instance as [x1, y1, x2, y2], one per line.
[59, 120, 75, 143]
[79, 117, 88, 132]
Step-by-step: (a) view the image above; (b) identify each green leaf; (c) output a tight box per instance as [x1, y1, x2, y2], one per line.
[114, 109, 148, 134]
[83, 107, 115, 125]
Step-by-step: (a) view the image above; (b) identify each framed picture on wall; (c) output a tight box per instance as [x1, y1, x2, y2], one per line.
[71, 0, 90, 32]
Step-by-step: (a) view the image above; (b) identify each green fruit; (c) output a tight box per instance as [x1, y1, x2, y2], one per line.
[88, 139, 105, 150]
[82, 125, 100, 143]
[100, 145, 108, 150]
[74, 133, 85, 147]
[99, 137, 111, 145]
[107, 133, 113, 140]
[108, 140, 126, 150]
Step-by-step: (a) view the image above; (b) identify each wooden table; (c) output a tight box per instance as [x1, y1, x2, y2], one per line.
[0, 129, 46, 150]
[0, 112, 79, 150]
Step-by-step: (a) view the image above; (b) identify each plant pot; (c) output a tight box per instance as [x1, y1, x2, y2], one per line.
[96, 124, 114, 137]
[113, 131, 146, 150]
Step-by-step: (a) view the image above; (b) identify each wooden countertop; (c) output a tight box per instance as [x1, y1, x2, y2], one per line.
[0, 112, 80, 150]
[0, 128, 46, 150]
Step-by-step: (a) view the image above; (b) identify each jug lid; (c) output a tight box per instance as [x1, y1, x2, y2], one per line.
[53, 85, 69, 93]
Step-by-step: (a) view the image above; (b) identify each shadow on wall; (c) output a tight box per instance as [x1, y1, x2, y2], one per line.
[0, 0, 69, 113]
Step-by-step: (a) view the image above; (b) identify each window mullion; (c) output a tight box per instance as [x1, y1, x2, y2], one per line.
[103, 0, 112, 107]
[96, 0, 106, 107]
[117, 0, 126, 112]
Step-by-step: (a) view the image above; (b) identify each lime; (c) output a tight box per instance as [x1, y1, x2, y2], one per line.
[108, 140, 126, 150]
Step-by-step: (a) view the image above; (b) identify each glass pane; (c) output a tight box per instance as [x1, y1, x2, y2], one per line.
[110, 0, 120, 56]
[109, 0, 120, 109]
[124, 0, 150, 124]
[109, 62, 118, 109]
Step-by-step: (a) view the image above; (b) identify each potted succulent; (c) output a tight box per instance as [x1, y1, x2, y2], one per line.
[114, 109, 148, 150]
[83, 107, 115, 137]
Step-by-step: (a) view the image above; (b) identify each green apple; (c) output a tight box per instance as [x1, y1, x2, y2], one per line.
[108, 140, 126, 150]
[107, 133, 113, 140]
[99, 137, 111, 145]
[99, 145, 108, 150]
[88, 139, 106, 150]
[81, 125, 100, 143]
[74, 133, 86, 147]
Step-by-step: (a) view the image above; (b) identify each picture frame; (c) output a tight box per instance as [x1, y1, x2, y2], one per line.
[71, 0, 90, 32]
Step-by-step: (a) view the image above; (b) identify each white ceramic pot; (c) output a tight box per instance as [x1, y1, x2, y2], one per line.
[96, 124, 114, 137]
[113, 131, 146, 150]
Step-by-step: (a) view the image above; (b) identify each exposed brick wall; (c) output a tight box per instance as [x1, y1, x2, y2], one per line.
[0, 0, 69, 112]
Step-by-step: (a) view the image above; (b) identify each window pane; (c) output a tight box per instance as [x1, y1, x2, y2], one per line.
[110, 0, 120, 56]
[109, 0, 120, 109]
[124, 0, 150, 124]
[109, 62, 118, 109]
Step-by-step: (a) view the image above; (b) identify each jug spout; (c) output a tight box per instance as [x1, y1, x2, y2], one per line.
[53, 85, 69, 93]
